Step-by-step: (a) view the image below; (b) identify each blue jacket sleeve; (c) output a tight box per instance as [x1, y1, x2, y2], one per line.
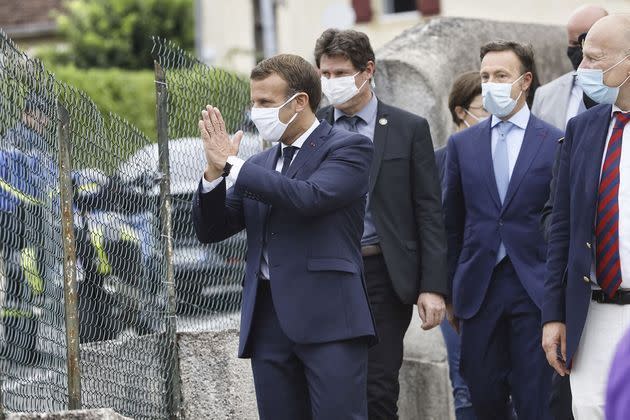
[192, 178, 245, 244]
[234, 135, 373, 218]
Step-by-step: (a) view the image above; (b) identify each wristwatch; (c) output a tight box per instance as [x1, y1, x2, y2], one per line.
[221, 161, 233, 178]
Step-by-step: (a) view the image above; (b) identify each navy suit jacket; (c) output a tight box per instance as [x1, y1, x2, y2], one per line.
[445, 114, 563, 319]
[192, 120, 377, 357]
[543, 104, 614, 364]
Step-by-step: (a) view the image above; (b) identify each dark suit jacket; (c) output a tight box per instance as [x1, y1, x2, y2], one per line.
[317, 101, 448, 304]
[434, 145, 447, 194]
[543, 104, 613, 365]
[445, 114, 563, 319]
[540, 138, 564, 241]
[192, 120, 376, 357]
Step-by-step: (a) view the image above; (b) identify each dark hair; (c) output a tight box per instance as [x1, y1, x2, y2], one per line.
[480, 40, 540, 107]
[314, 29, 375, 72]
[250, 54, 321, 112]
[448, 71, 482, 124]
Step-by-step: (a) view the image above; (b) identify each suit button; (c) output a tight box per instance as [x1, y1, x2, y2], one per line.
[586, 242, 592, 249]
[499, 219, 504, 226]
[583, 276, 590, 283]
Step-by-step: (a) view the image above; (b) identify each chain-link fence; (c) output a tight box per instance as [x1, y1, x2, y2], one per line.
[0, 27, 257, 418]
[151, 37, 261, 332]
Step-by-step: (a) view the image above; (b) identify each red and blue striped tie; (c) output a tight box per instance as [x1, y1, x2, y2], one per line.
[596, 111, 630, 297]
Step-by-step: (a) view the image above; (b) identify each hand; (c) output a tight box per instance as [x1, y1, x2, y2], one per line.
[542, 322, 570, 376]
[446, 303, 460, 334]
[417, 292, 446, 330]
[199, 105, 243, 179]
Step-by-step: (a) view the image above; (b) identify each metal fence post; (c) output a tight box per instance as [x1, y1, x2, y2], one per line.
[154, 61, 181, 420]
[57, 103, 82, 410]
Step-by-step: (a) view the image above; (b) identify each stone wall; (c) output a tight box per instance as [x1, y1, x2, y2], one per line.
[375, 17, 571, 147]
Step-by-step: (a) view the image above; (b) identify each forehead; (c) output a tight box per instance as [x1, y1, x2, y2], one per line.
[250, 73, 288, 100]
[319, 54, 356, 71]
[480, 50, 522, 73]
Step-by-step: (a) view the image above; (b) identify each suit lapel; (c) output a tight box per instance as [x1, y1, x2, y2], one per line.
[285, 121, 329, 179]
[501, 116, 546, 212]
[478, 119, 502, 210]
[370, 101, 389, 194]
[583, 105, 613, 216]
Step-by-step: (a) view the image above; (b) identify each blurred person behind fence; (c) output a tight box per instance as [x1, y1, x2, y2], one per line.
[192, 53, 376, 420]
[542, 14, 630, 419]
[0, 95, 56, 365]
[445, 40, 563, 420]
[314, 28, 448, 420]
[434, 70, 489, 420]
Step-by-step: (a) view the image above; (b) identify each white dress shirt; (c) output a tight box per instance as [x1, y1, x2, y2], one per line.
[491, 104, 530, 179]
[566, 76, 586, 126]
[592, 105, 630, 289]
[200, 118, 320, 279]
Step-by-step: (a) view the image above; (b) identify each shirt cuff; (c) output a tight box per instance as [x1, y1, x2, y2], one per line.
[200, 174, 223, 193]
[226, 156, 244, 184]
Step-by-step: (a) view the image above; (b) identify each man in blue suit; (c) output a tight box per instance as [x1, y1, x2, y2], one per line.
[445, 41, 563, 420]
[192, 53, 376, 420]
[542, 15, 630, 419]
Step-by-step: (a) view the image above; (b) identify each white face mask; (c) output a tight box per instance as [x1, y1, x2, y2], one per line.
[321, 71, 369, 106]
[250, 93, 300, 142]
[482, 74, 525, 118]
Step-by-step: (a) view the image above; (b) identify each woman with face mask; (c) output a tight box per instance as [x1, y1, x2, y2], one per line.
[435, 71, 489, 192]
[434, 71, 489, 420]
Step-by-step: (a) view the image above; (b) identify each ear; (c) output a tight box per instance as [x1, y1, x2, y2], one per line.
[454, 105, 467, 122]
[294, 92, 310, 113]
[521, 71, 533, 92]
[365, 60, 375, 80]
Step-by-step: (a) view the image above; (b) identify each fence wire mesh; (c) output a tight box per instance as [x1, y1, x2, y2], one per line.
[0, 28, 255, 418]
[57, 84, 172, 419]
[0, 30, 68, 414]
[0, 29, 175, 419]
[151, 37, 259, 332]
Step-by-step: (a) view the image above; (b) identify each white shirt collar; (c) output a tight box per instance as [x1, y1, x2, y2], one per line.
[491, 104, 530, 130]
[281, 118, 320, 151]
[612, 104, 630, 116]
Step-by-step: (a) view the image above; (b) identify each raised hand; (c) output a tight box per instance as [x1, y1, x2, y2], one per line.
[199, 105, 243, 180]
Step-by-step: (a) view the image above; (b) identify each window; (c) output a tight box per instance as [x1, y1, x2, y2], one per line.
[383, 0, 417, 14]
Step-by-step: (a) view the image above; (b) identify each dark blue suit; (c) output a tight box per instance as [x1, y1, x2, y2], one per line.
[543, 104, 614, 366]
[192, 120, 376, 420]
[445, 113, 563, 420]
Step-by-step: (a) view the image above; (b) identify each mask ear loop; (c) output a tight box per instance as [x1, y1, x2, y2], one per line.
[600, 55, 630, 88]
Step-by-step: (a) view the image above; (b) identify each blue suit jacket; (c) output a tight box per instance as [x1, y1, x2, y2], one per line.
[543, 104, 614, 364]
[445, 114, 563, 319]
[192, 120, 376, 357]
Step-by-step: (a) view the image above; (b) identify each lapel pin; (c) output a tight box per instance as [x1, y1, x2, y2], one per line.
[310, 141, 316, 147]
[379, 117, 388, 126]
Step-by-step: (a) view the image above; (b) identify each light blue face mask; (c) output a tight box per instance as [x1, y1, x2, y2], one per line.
[482, 74, 525, 118]
[576, 55, 630, 105]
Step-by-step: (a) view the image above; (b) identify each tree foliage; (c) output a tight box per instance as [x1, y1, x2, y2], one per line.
[54, 0, 194, 69]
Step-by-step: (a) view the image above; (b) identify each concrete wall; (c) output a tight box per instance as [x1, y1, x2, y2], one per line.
[374, 17, 572, 148]
[177, 329, 257, 419]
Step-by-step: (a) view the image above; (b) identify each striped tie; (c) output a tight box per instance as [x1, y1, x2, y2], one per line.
[596, 111, 630, 297]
